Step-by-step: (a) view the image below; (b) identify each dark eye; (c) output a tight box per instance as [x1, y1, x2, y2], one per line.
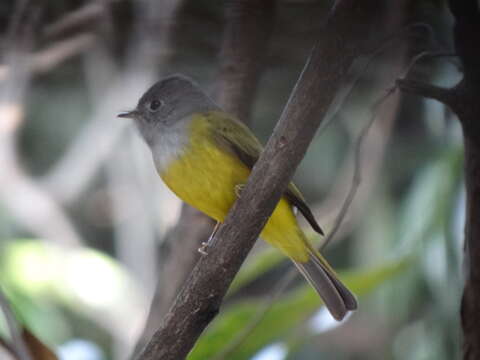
[149, 99, 163, 112]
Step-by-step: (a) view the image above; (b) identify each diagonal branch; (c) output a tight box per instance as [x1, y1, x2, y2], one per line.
[136, 1, 382, 359]
[0, 33, 96, 82]
[42, 2, 107, 41]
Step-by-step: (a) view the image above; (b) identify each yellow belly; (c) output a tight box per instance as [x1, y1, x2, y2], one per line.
[161, 140, 248, 222]
[160, 119, 309, 262]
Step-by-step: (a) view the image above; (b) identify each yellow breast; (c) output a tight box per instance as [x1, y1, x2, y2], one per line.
[159, 114, 250, 222]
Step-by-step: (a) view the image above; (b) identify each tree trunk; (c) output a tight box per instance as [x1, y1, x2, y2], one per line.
[398, 1, 480, 358]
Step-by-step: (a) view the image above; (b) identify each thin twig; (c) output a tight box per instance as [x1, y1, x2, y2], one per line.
[314, 24, 454, 235]
[317, 22, 450, 136]
[42, 2, 107, 40]
[320, 89, 393, 249]
[394, 40, 460, 111]
[314, 16, 427, 242]
[0, 33, 96, 82]
[32, 33, 96, 73]
[396, 79, 455, 108]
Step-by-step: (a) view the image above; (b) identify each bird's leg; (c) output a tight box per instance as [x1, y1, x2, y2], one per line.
[198, 221, 221, 256]
[198, 185, 244, 255]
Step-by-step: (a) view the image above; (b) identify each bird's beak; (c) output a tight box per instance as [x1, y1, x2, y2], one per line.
[117, 109, 139, 119]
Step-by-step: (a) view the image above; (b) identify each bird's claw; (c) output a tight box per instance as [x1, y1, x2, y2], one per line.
[198, 242, 209, 256]
[235, 184, 245, 198]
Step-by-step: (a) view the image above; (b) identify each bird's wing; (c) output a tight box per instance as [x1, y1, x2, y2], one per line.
[206, 111, 324, 235]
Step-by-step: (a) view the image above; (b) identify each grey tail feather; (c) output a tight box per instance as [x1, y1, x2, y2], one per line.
[293, 251, 357, 321]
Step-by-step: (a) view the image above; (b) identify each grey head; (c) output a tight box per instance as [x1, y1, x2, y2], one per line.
[118, 74, 218, 146]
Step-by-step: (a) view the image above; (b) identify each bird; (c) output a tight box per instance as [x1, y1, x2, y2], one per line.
[118, 74, 357, 320]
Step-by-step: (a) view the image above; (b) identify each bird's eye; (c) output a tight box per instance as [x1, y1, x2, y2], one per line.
[149, 99, 163, 112]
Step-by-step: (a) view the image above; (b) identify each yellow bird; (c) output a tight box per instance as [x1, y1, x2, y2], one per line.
[119, 74, 357, 320]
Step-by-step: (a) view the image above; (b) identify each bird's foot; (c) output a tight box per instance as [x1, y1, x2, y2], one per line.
[198, 242, 209, 256]
[198, 222, 221, 256]
[235, 184, 245, 198]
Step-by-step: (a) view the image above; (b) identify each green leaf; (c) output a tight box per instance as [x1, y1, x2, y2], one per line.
[189, 255, 412, 360]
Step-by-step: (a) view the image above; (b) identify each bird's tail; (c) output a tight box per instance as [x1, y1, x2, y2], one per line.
[293, 247, 357, 321]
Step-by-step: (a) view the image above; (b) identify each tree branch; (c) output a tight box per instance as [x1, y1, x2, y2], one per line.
[136, 1, 381, 359]
[396, 78, 456, 109]
[42, 2, 107, 41]
[0, 33, 96, 82]
[214, 0, 276, 122]
[444, 2, 480, 360]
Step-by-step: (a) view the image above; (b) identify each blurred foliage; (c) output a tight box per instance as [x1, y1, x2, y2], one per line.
[0, 240, 144, 358]
[0, 0, 466, 359]
[191, 255, 411, 360]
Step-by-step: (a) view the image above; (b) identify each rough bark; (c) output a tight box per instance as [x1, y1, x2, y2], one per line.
[398, 1, 480, 359]
[136, 1, 381, 359]
[456, 0, 480, 349]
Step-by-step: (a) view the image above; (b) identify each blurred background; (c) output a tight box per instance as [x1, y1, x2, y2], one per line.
[0, 0, 465, 359]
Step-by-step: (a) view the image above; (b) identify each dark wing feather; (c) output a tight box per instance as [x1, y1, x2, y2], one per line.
[207, 111, 324, 235]
[283, 189, 324, 235]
